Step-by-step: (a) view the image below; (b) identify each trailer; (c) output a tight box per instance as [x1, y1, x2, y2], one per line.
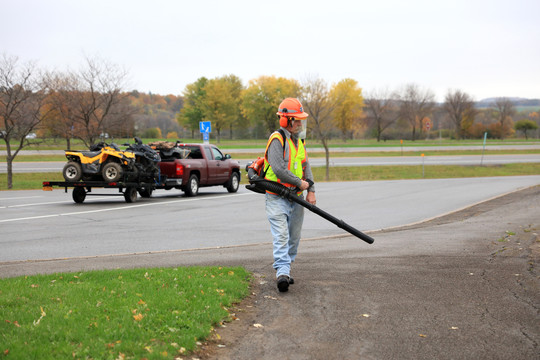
[42, 180, 158, 204]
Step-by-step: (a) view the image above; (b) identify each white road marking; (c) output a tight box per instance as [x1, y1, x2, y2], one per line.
[0, 192, 254, 223]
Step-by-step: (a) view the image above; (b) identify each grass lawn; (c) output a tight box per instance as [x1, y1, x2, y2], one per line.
[2, 163, 539, 191]
[0, 267, 251, 359]
[311, 163, 540, 181]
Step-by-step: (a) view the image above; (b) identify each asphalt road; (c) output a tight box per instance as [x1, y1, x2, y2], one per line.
[1, 178, 539, 359]
[1, 154, 539, 173]
[1, 176, 540, 263]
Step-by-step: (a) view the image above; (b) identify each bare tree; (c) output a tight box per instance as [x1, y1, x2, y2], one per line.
[364, 88, 399, 142]
[0, 54, 51, 189]
[399, 84, 435, 141]
[493, 97, 516, 140]
[46, 56, 132, 148]
[299, 76, 334, 180]
[443, 89, 477, 139]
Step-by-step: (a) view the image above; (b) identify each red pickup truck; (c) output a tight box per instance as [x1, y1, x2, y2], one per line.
[156, 143, 241, 196]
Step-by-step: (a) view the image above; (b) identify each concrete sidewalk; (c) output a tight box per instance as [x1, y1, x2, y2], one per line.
[1, 186, 539, 359]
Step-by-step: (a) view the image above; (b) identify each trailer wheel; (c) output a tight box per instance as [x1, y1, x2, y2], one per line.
[124, 187, 138, 203]
[138, 187, 153, 198]
[184, 174, 199, 197]
[102, 162, 123, 182]
[226, 172, 240, 193]
[72, 187, 86, 203]
[63, 161, 83, 182]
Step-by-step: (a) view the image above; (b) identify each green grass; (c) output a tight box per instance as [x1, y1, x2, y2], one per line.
[3, 149, 538, 163]
[0, 267, 251, 359]
[2, 163, 539, 191]
[0, 173, 64, 191]
[2, 137, 540, 151]
[311, 163, 540, 181]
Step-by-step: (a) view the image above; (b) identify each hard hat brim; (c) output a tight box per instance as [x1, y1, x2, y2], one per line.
[276, 111, 309, 119]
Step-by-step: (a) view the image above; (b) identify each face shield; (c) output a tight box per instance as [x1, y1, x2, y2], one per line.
[297, 119, 307, 139]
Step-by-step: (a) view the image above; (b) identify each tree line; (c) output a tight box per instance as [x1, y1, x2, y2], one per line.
[2, 53, 539, 188]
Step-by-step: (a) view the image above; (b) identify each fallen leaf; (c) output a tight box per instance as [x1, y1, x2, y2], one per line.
[133, 313, 144, 321]
[419, 334, 427, 338]
[362, 314, 370, 318]
[450, 327, 459, 330]
[253, 323, 264, 328]
[217, 344, 226, 348]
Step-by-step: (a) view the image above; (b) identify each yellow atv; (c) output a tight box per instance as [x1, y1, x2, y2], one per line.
[62, 142, 136, 182]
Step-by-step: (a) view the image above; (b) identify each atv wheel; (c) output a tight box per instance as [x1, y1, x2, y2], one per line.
[102, 162, 123, 182]
[72, 187, 86, 203]
[63, 161, 83, 182]
[226, 172, 240, 193]
[184, 174, 199, 197]
[124, 187, 138, 203]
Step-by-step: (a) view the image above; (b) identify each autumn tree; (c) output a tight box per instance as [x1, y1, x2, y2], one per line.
[241, 76, 301, 137]
[300, 76, 334, 180]
[329, 79, 364, 141]
[177, 77, 208, 138]
[492, 97, 516, 140]
[201, 75, 243, 143]
[398, 84, 435, 141]
[0, 54, 51, 189]
[443, 89, 477, 139]
[364, 88, 399, 142]
[45, 57, 132, 148]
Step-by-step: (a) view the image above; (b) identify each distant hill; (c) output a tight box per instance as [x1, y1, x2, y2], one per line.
[476, 97, 540, 108]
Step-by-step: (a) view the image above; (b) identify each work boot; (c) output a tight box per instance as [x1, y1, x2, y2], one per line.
[277, 275, 290, 292]
[289, 277, 294, 285]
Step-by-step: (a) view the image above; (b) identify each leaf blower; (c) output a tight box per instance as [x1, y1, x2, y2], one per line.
[245, 162, 374, 244]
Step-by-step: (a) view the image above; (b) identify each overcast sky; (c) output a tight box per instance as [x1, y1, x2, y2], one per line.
[2, 0, 539, 102]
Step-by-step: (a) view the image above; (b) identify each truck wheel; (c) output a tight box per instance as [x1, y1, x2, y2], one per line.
[72, 187, 86, 203]
[102, 162, 123, 182]
[138, 187, 153, 198]
[124, 187, 138, 203]
[226, 172, 240, 193]
[184, 174, 199, 197]
[63, 161, 82, 182]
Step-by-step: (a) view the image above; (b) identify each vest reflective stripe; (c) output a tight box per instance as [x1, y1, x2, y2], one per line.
[264, 132, 306, 194]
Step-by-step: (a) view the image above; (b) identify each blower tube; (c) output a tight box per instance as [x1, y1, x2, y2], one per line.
[246, 168, 374, 244]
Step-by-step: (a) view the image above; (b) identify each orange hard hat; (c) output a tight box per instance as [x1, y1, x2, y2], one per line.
[276, 98, 308, 119]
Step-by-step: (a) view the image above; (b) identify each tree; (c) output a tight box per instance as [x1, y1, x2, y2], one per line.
[514, 119, 538, 140]
[241, 76, 300, 137]
[329, 79, 364, 141]
[398, 84, 435, 141]
[45, 57, 132, 148]
[220, 74, 245, 139]
[492, 97, 516, 140]
[201, 76, 241, 143]
[0, 54, 51, 189]
[299, 76, 334, 180]
[443, 89, 477, 139]
[364, 88, 399, 142]
[177, 77, 208, 138]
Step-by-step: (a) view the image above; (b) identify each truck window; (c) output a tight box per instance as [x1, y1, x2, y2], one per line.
[179, 145, 203, 159]
[203, 147, 213, 160]
[211, 147, 224, 160]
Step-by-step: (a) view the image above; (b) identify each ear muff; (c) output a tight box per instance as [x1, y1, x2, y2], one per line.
[279, 116, 289, 127]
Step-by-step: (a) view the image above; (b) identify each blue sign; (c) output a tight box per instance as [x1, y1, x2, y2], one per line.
[199, 121, 211, 133]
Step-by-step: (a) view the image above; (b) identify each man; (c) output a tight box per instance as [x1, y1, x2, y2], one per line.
[264, 98, 316, 292]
